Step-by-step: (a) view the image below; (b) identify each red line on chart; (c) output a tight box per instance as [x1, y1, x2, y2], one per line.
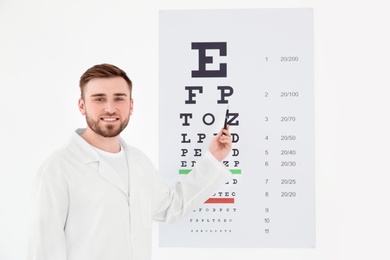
[204, 198, 235, 204]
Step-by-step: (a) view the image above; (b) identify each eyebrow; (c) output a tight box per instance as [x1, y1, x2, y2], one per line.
[90, 93, 128, 97]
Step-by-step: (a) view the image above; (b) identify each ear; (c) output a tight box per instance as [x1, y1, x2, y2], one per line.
[129, 98, 134, 116]
[78, 98, 86, 115]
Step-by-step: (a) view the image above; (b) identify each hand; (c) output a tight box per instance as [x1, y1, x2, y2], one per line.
[208, 125, 232, 162]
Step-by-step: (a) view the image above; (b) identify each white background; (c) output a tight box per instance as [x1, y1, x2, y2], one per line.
[0, 0, 389, 259]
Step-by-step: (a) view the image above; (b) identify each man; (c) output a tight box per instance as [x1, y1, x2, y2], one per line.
[29, 64, 232, 260]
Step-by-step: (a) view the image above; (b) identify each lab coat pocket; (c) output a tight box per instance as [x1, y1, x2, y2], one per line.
[139, 189, 152, 228]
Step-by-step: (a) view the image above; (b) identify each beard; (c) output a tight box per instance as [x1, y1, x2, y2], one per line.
[85, 113, 129, 138]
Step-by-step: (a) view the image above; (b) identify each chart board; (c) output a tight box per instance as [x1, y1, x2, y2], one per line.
[159, 8, 315, 248]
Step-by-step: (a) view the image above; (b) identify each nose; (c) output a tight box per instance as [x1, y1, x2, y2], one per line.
[104, 100, 116, 114]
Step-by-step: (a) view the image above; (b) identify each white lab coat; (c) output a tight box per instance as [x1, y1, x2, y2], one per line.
[29, 129, 231, 260]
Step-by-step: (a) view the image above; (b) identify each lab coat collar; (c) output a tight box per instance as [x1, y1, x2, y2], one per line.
[70, 128, 129, 164]
[69, 128, 99, 163]
[68, 128, 134, 199]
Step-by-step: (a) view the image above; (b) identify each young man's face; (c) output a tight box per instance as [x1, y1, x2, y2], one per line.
[78, 77, 133, 138]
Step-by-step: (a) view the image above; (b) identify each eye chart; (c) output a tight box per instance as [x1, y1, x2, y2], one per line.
[159, 9, 315, 248]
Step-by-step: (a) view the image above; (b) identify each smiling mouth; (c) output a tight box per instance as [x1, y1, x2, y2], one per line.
[101, 117, 119, 122]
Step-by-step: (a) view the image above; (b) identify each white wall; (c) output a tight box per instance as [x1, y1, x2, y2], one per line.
[1, 0, 389, 259]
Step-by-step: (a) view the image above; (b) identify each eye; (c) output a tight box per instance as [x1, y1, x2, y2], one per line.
[94, 98, 106, 102]
[115, 97, 125, 101]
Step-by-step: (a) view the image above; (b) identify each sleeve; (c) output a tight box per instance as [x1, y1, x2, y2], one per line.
[29, 158, 69, 260]
[152, 151, 232, 223]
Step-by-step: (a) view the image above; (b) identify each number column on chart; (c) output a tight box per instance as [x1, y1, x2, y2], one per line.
[261, 55, 306, 239]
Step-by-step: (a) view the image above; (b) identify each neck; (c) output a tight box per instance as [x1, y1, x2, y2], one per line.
[81, 128, 121, 153]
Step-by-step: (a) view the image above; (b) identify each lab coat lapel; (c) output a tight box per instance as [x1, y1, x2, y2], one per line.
[126, 155, 139, 205]
[98, 158, 128, 197]
[121, 141, 144, 205]
[69, 129, 129, 197]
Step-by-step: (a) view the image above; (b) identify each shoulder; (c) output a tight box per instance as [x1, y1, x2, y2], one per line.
[39, 146, 69, 169]
[36, 143, 80, 178]
[33, 146, 72, 188]
[124, 144, 152, 162]
[123, 143, 156, 171]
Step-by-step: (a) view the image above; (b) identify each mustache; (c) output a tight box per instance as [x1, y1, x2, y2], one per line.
[100, 112, 119, 116]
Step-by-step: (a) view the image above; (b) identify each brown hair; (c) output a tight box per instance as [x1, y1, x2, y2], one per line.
[79, 63, 133, 99]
